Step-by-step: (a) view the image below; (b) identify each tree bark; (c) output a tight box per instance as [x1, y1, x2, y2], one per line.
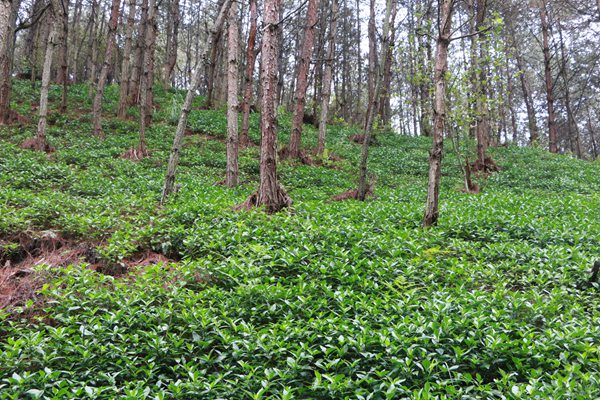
[539, 0, 558, 153]
[128, 0, 148, 106]
[117, 0, 136, 118]
[288, 0, 320, 159]
[161, 0, 233, 203]
[240, 0, 258, 147]
[162, 0, 180, 88]
[246, 0, 292, 213]
[316, 0, 338, 157]
[225, 1, 239, 187]
[86, 0, 99, 95]
[92, 0, 121, 137]
[473, 0, 489, 165]
[34, 0, 63, 150]
[357, 0, 392, 200]
[57, 0, 69, 112]
[135, 0, 157, 157]
[423, 0, 453, 227]
[0, 0, 19, 125]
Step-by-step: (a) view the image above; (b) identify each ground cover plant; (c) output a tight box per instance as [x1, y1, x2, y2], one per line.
[0, 81, 599, 399]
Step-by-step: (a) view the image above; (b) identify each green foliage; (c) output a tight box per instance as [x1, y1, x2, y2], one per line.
[0, 83, 599, 399]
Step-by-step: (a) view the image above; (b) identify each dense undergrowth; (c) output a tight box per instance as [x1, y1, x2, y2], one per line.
[0, 80, 599, 398]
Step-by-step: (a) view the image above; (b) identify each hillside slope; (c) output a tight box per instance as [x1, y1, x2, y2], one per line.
[0, 82, 599, 399]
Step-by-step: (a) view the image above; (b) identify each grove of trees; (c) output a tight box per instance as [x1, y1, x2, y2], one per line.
[0, 0, 599, 222]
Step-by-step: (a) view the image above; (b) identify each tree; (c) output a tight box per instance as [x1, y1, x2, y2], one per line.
[423, 0, 454, 227]
[162, 0, 180, 88]
[23, 0, 64, 152]
[539, 0, 558, 153]
[239, 0, 292, 213]
[117, 0, 136, 119]
[161, 0, 233, 203]
[240, 0, 258, 148]
[225, 0, 239, 187]
[356, 0, 393, 201]
[316, 0, 339, 157]
[288, 0, 320, 160]
[0, 0, 20, 125]
[92, 0, 121, 137]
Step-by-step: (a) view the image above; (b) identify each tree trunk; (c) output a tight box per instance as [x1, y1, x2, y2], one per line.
[423, 0, 453, 227]
[128, 0, 148, 106]
[378, 0, 397, 126]
[206, 0, 227, 109]
[473, 0, 489, 165]
[87, 0, 99, 96]
[557, 20, 582, 158]
[162, 0, 180, 88]
[357, 0, 392, 200]
[69, 0, 82, 82]
[117, 0, 136, 118]
[58, 0, 69, 112]
[161, 0, 233, 203]
[240, 0, 258, 147]
[92, 0, 121, 137]
[34, 0, 63, 151]
[242, 0, 291, 213]
[288, 0, 320, 159]
[539, 0, 558, 153]
[364, 0, 377, 131]
[0, 0, 19, 125]
[316, 0, 338, 157]
[136, 0, 157, 156]
[225, 1, 239, 187]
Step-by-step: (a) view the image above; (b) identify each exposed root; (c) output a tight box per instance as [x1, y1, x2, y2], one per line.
[20, 137, 55, 153]
[235, 184, 292, 213]
[460, 158, 480, 194]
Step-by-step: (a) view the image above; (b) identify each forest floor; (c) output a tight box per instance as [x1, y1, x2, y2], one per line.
[0, 80, 599, 398]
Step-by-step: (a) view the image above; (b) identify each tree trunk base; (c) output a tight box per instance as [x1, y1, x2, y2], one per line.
[331, 185, 375, 202]
[234, 184, 292, 214]
[471, 156, 500, 175]
[121, 147, 149, 160]
[21, 137, 55, 153]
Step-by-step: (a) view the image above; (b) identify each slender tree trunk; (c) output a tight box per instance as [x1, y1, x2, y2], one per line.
[92, 0, 121, 137]
[240, 0, 258, 147]
[364, 0, 377, 131]
[69, 0, 82, 82]
[206, 0, 227, 109]
[316, 0, 338, 157]
[161, 0, 233, 202]
[128, 0, 148, 106]
[539, 0, 558, 153]
[58, 0, 69, 112]
[136, 0, 157, 157]
[355, 0, 362, 119]
[226, 1, 239, 187]
[378, 0, 397, 126]
[0, 0, 19, 125]
[87, 0, 99, 96]
[162, 0, 180, 88]
[557, 20, 582, 158]
[117, 0, 136, 118]
[288, 0, 320, 159]
[423, 0, 453, 227]
[33, 0, 64, 151]
[357, 0, 392, 200]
